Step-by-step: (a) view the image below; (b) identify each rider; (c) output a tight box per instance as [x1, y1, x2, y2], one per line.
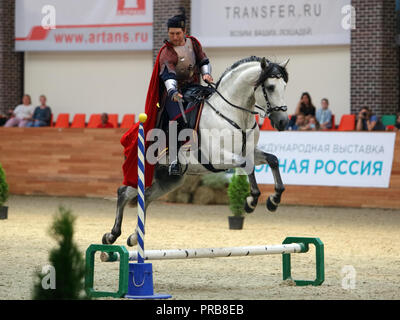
[159, 10, 213, 175]
[120, 10, 214, 189]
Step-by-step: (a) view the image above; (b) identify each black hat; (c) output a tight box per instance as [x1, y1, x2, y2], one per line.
[167, 8, 186, 29]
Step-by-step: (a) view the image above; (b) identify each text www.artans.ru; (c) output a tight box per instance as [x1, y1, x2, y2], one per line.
[53, 31, 148, 44]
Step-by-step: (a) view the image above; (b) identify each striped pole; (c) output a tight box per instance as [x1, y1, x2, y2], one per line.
[137, 113, 148, 264]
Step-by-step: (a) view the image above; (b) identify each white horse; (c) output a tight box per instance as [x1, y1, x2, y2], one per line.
[103, 56, 290, 246]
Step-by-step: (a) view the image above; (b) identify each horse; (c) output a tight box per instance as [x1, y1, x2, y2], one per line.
[102, 56, 290, 246]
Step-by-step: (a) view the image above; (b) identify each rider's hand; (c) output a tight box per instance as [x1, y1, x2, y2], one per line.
[172, 92, 183, 102]
[202, 74, 213, 84]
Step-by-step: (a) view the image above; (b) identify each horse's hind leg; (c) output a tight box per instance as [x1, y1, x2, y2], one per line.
[126, 165, 185, 246]
[102, 185, 138, 244]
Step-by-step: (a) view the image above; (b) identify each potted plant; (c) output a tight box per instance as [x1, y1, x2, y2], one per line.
[0, 163, 9, 220]
[227, 168, 250, 230]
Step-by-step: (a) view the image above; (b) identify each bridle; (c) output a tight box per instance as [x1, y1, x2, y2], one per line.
[254, 82, 288, 118]
[207, 81, 258, 116]
[206, 79, 287, 122]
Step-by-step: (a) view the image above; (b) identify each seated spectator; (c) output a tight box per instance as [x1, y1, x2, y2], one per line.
[356, 107, 385, 131]
[302, 116, 320, 131]
[0, 112, 8, 126]
[394, 113, 400, 132]
[97, 113, 114, 128]
[288, 92, 316, 129]
[316, 98, 332, 130]
[1, 108, 14, 126]
[27, 95, 52, 127]
[288, 113, 306, 131]
[4, 95, 34, 127]
[295, 92, 316, 117]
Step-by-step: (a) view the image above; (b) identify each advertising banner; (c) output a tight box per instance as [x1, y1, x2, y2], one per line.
[255, 132, 396, 188]
[191, 0, 351, 47]
[15, 0, 153, 51]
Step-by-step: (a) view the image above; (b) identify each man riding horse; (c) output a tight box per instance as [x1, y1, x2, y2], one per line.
[159, 11, 213, 175]
[120, 10, 213, 190]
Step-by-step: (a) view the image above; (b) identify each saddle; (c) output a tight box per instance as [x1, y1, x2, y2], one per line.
[156, 84, 214, 136]
[181, 84, 215, 130]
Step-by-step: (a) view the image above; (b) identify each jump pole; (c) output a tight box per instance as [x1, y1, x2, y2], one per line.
[99, 239, 324, 288]
[100, 243, 305, 262]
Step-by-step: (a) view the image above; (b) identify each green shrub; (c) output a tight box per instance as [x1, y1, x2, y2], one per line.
[227, 169, 250, 217]
[32, 206, 88, 300]
[0, 163, 9, 207]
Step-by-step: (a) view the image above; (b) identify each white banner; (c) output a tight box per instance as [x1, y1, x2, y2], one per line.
[191, 0, 351, 47]
[255, 132, 396, 188]
[15, 0, 153, 51]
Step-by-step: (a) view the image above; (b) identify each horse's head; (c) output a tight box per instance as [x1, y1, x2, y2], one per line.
[254, 58, 289, 131]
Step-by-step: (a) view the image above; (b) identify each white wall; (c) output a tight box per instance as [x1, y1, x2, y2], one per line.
[206, 45, 350, 126]
[24, 45, 350, 127]
[24, 51, 153, 123]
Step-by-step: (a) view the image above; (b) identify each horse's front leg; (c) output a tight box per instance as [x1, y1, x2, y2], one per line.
[244, 168, 261, 213]
[255, 149, 285, 212]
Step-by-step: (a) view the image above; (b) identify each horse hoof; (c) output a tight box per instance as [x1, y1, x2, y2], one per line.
[127, 234, 138, 247]
[266, 196, 278, 212]
[244, 196, 255, 213]
[102, 233, 115, 245]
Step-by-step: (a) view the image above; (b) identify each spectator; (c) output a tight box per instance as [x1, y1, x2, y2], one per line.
[4, 95, 34, 127]
[356, 107, 385, 131]
[288, 113, 306, 131]
[27, 95, 52, 127]
[394, 113, 400, 132]
[287, 92, 316, 129]
[0, 112, 8, 126]
[97, 113, 114, 128]
[316, 98, 332, 130]
[0, 108, 14, 126]
[303, 116, 319, 131]
[295, 92, 316, 117]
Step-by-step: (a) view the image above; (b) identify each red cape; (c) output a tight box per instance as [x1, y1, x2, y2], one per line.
[120, 44, 167, 188]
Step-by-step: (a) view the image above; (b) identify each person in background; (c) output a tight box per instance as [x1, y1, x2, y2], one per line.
[27, 95, 52, 127]
[287, 92, 316, 129]
[295, 92, 316, 118]
[394, 113, 400, 132]
[303, 115, 319, 131]
[316, 98, 332, 130]
[0, 112, 8, 126]
[356, 107, 385, 131]
[97, 113, 114, 128]
[288, 113, 306, 131]
[0, 108, 14, 126]
[4, 94, 34, 127]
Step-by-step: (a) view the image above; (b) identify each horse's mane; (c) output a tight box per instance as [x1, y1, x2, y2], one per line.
[215, 56, 289, 88]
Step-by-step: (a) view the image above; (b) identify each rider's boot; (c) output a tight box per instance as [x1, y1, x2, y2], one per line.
[169, 117, 187, 176]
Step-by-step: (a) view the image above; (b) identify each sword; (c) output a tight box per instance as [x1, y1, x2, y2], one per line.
[177, 96, 188, 124]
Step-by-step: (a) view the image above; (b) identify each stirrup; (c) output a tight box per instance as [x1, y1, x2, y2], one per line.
[168, 160, 182, 176]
